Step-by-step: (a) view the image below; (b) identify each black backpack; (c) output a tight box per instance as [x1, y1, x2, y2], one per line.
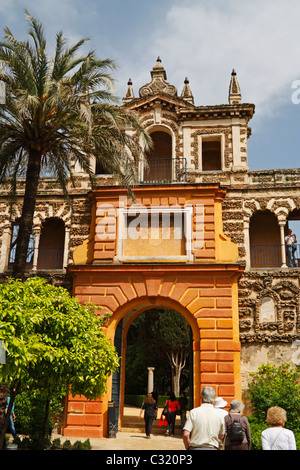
[228, 415, 243, 443]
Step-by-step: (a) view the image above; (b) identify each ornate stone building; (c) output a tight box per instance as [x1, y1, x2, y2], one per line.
[1, 58, 300, 438]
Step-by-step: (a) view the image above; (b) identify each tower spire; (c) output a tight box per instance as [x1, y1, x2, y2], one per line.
[228, 69, 242, 104]
[123, 78, 135, 103]
[181, 77, 194, 104]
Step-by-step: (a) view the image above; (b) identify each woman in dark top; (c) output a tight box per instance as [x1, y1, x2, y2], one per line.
[224, 399, 251, 450]
[139, 393, 158, 438]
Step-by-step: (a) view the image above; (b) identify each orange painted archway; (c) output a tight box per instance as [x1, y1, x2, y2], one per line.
[63, 263, 243, 438]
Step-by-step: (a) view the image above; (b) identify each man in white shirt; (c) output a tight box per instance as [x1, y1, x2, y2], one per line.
[183, 387, 225, 450]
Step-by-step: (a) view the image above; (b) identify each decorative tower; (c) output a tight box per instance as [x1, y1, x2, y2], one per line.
[181, 77, 194, 105]
[228, 69, 242, 104]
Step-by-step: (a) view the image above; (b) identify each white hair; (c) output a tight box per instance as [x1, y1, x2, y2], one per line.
[201, 386, 216, 403]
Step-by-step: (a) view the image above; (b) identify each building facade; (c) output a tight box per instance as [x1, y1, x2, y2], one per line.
[1, 59, 300, 438]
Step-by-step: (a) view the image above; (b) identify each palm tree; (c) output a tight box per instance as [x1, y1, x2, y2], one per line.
[0, 10, 151, 280]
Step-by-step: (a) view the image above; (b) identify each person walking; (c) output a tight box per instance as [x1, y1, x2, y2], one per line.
[214, 397, 228, 418]
[151, 386, 159, 419]
[178, 391, 188, 429]
[214, 397, 228, 450]
[163, 392, 180, 436]
[183, 386, 225, 450]
[224, 399, 251, 450]
[261, 406, 296, 450]
[5, 395, 17, 441]
[139, 393, 158, 439]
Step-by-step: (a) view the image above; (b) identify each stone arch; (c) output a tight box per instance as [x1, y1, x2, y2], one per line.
[37, 217, 65, 269]
[64, 263, 243, 438]
[143, 125, 175, 183]
[107, 295, 200, 428]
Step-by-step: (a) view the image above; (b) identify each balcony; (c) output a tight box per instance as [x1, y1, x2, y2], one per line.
[8, 246, 64, 270]
[250, 244, 299, 268]
[140, 158, 187, 184]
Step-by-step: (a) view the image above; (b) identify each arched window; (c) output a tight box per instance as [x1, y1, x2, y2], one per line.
[144, 130, 172, 183]
[250, 211, 281, 267]
[37, 218, 65, 269]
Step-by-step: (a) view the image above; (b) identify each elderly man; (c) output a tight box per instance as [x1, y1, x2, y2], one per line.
[183, 386, 225, 450]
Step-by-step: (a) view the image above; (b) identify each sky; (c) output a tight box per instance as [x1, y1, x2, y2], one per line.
[0, 0, 300, 172]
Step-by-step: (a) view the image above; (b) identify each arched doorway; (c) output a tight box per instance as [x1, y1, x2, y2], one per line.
[106, 295, 201, 430]
[113, 306, 195, 430]
[249, 210, 281, 267]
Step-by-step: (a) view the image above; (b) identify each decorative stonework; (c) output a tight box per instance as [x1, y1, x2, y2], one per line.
[238, 271, 300, 343]
[139, 58, 178, 99]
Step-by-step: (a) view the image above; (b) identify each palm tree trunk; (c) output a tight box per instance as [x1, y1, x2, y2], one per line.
[12, 151, 41, 280]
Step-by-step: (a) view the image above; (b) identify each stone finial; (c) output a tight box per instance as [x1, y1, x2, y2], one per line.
[139, 58, 177, 98]
[229, 69, 242, 104]
[123, 78, 135, 103]
[181, 77, 194, 104]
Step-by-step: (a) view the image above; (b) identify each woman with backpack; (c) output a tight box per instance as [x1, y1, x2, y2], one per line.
[224, 399, 251, 450]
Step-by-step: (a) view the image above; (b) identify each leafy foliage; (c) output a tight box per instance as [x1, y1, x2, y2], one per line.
[125, 309, 191, 395]
[0, 276, 119, 400]
[14, 389, 63, 437]
[246, 362, 300, 432]
[0, 276, 119, 448]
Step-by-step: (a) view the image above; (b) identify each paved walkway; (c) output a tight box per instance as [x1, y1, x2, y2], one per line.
[54, 406, 186, 451]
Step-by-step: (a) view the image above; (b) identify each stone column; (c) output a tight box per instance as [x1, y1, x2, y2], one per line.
[0, 224, 11, 273]
[243, 218, 251, 270]
[32, 225, 41, 272]
[279, 221, 287, 268]
[147, 367, 155, 393]
[63, 225, 70, 268]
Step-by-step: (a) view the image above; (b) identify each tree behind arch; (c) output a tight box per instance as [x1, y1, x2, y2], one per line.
[127, 308, 190, 396]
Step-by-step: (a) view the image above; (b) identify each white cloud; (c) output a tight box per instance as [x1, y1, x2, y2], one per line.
[2, 0, 300, 119]
[124, 0, 300, 117]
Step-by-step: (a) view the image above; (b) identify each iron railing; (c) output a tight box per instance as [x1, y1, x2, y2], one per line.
[141, 158, 187, 184]
[8, 246, 64, 270]
[37, 247, 64, 269]
[250, 244, 299, 268]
